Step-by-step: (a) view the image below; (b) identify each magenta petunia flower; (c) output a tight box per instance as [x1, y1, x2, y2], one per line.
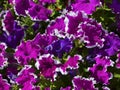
[46, 11, 87, 39]
[77, 18, 104, 48]
[38, 55, 57, 80]
[15, 66, 37, 90]
[2, 10, 14, 34]
[15, 40, 40, 65]
[89, 56, 113, 85]
[59, 55, 82, 74]
[66, 11, 87, 36]
[27, 1, 52, 21]
[72, 76, 97, 90]
[0, 74, 10, 90]
[33, 33, 57, 54]
[46, 17, 65, 36]
[14, 0, 30, 16]
[71, 0, 100, 14]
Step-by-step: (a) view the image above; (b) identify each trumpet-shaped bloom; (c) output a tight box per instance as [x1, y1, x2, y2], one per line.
[45, 38, 72, 58]
[15, 40, 40, 65]
[71, 0, 100, 14]
[72, 76, 96, 90]
[89, 56, 113, 84]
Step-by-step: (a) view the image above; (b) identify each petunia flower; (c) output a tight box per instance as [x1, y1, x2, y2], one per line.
[15, 66, 37, 90]
[93, 32, 120, 56]
[38, 55, 58, 80]
[65, 11, 87, 37]
[33, 33, 57, 55]
[0, 21, 25, 48]
[102, 33, 120, 56]
[71, 0, 100, 14]
[89, 56, 113, 85]
[15, 40, 40, 65]
[57, 55, 82, 74]
[14, 0, 30, 16]
[2, 10, 14, 34]
[27, 1, 52, 21]
[45, 38, 72, 58]
[46, 17, 65, 37]
[77, 18, 104, 48]
[72, 76, 97, 90]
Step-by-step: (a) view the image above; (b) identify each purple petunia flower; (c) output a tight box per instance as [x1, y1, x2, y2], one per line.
[46, 17, 65, 36]
[1, 11, 25, 48]
[0, 74, 10, 90]
[15, 66, 37, 90]
[38, 55, 57, 80]
[14, 0, 30, 16]
[103, 33, 120, 56]
[0, 21, 25, 48]
[58, 55, 82, 74]
[60, 86, 71, 90]
[2, 10, 14, 34]
[66, 11, 87, 37]
[33, 33, 57, 54]
[110, 0, 120, 14]
[46, 11, 88, 39]
[45, 38, 72, 58]
[94, 32, 120, 56]
[89, 56, 113, 85]
[71, 0, 100, 14]
[15, 40, 40, 65]
[77, 18, 104, 48]
[27, 1, 52, 21]
[72, 76, 97, 90]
